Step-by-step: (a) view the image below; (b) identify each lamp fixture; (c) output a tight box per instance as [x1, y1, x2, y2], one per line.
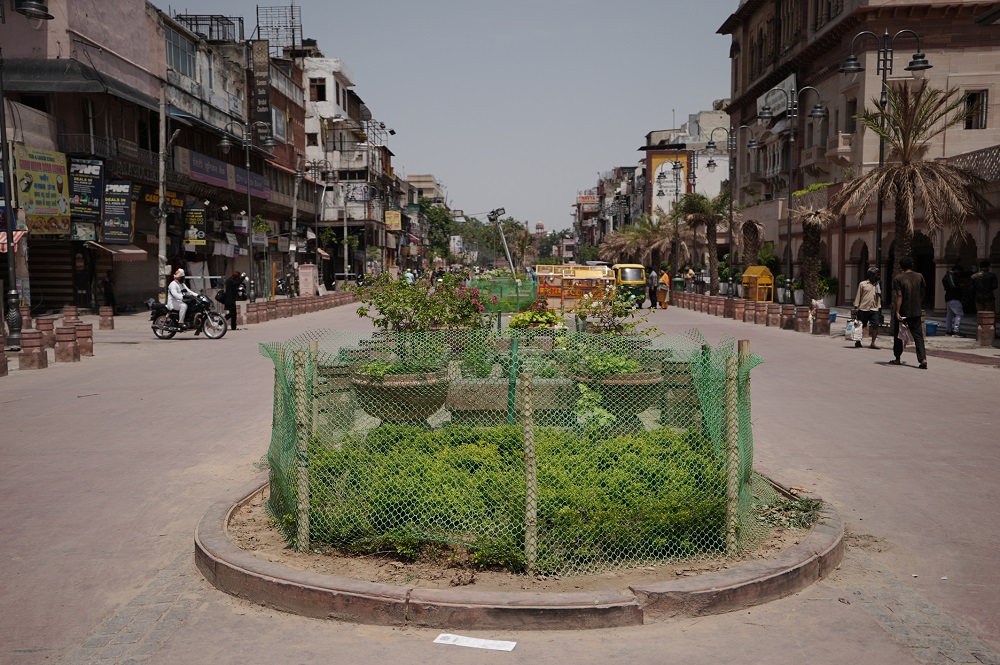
[14, 0, 54, 21]
[221, 205, 229, 212]
[219, 136, 233, 154]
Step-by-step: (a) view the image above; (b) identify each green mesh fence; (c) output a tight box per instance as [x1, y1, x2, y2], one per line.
[468, 278, 537, 313]
[259, 328, 770, 576]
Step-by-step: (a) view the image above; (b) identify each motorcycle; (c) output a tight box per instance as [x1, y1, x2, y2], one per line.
[148, 293, 228, 340]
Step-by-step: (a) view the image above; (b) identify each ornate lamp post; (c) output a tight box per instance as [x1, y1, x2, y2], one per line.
[655, 162, 684, 277]
[757, 85, 827, 304]
[219, 121, 274, 303]
[841, 29, 931, 290]
[2, 1, 55, 350]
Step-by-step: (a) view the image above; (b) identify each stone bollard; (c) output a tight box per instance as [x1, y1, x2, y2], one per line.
[258, 302, 269, 322]
[812, 308, 831, 335]
[713, 297, 724, 317]
[743, 300, 755, 323]
[266, 301, 277, 321]
[246, 303, 259, 325]
[19, 304, 32, 329]
[780, 304, 796, 330]
[62, 305, 80, 326]
[18, 329, 48, 369]
[733, 300, 746, 321]
[35, 316, 56, 348]
[54, 326, 80, 363]
[755, 301, 768, 324]
[74, 322, 94, 356]
[766, 303, 781, 327]
[0, 342, 6, 377]
[794, 306, 811, 333]
[723, 298, 735, 319]
[99, 306, 115, 330]
[977, 311, 996, 347]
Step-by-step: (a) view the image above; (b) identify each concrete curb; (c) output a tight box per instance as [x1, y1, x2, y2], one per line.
[195, 473, 844, 630]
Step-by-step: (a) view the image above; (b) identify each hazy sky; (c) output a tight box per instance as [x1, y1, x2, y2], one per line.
[167, 0, 737, 230]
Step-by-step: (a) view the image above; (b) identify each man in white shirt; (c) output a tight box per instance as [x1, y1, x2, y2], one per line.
[167, 269, 196, 328]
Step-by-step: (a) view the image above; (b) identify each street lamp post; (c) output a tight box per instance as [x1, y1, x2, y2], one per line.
[219, 121, 274, 303]
[2, 3, 55, 350]
[707, 124, 757, 299]
[758, 84, 827, 304]
[841, 30, 931, 290]
[656, 163, 684, 278]
[306, 159, 333, 285]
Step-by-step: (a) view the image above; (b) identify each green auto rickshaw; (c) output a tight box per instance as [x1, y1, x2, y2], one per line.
[612, 264, 647, 307]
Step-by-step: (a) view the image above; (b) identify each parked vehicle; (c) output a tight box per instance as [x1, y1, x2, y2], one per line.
[147, 294, 228, 339]
[611, 264, 647, 305]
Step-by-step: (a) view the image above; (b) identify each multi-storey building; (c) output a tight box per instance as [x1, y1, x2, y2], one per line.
[719, 0, 1000, 310]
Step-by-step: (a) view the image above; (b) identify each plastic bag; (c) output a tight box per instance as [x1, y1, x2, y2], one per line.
[851, 320, 864, 342]
[897, 320, 913, 346]
[845, 321, 854, 338]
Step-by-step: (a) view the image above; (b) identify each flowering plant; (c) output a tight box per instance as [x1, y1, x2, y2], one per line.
[508, 295, 565, 329]
[353, 271, 488, 332]
[572, 284, 651, 335]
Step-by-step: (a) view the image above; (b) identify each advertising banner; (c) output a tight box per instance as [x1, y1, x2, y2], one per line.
[347, 183, 370, 202]
[385, 210, 401, 231]
[183, 209, 206, 245]
[68, 158, 104, 219]
[70, 222, 97, 241]
[102, 180, 134, 244]
[576, 195, 598, 205]
[250, 40, 272, 144]
[14, 145, 70, 235]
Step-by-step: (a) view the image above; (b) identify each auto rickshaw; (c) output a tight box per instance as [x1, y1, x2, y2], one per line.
[611, 264, 647, 306]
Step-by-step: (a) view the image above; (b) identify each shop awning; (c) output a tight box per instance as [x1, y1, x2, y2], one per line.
[4, 59, 159, 112]
[317, 248, 330, 259]
[0, 231, 26, 253]
[85, 241, 148, 261]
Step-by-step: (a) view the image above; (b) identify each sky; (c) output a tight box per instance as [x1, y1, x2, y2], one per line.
[166, 0, 738, 231]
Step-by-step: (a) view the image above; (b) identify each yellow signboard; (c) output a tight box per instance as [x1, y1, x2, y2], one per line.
[14, 144, 70, 235]
[385, 210, 401, 231]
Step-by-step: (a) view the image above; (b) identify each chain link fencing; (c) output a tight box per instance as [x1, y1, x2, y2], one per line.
[468, 277, 537, 313]
[260, 328, 770, 576]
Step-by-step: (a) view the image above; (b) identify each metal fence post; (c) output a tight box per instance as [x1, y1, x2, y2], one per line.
[293, 347, 311, 552]
[521, 369, 537, 575]
[724, 349, 740, 555]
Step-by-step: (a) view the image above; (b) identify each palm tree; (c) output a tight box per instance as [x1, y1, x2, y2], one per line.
[598, 213, 672, 266]
[791, 185, 836, 303]
[675, 192, 731, 295]
[831, 81, 991, 275]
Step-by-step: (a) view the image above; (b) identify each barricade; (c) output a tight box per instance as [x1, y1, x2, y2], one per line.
[977, 311, 996, 347]
[18, 330, 47, 370]
[54, 326, 80, 363]
[75, 322, 94, 356]
[35, 316, 56, 348]
[812, 308, 831, 335]
[99, 306, 115, 330]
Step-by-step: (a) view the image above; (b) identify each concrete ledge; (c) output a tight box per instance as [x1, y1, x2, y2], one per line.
[195, 473, 843, 630]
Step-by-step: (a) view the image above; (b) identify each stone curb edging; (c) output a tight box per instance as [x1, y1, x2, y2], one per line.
[195, 473, 843, 630]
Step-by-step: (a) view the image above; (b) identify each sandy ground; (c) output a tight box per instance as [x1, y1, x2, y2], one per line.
[227, 485, 806, 593]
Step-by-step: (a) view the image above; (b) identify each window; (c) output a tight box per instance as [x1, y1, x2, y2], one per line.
[306, 132, 318, 147]
[309, 77, 326, 102]
[965, 90, 988, 129]
[272, 107, 287, 143]
[165, 26, 196, 79]
[845, 98, 857, 133]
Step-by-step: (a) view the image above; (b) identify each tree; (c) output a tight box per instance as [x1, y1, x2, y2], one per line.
[674, 193, 730, 295]
[791, 184, 835, 303]
[831, 81, 991, 276]
[419, 197, 455, 261]
[597, 213, 672, 267]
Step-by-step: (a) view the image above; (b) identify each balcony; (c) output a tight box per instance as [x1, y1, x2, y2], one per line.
[800, 145, 827, 167]
[826, 132, 854, 166]
[59, 134, 116, 159]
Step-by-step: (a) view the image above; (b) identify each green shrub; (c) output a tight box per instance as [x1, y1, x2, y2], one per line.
[296, 424, 728, 573]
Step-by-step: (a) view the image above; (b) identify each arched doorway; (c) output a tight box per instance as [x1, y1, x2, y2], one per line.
[849, 238, 870, 297]
[945, 232, 979, 314]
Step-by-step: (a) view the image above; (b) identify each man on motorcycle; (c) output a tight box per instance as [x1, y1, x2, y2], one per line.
[167, 269, 197, 329]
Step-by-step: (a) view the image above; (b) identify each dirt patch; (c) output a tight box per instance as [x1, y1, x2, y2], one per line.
[228, 486, 808, 594]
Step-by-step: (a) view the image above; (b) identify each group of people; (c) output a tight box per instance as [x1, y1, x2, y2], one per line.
[641, 267, 676, 310]
[851, 257, 998, 370]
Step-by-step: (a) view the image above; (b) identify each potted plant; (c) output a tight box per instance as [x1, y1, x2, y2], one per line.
[792, 275, 805, 306]
[350, 335, 450, 427]
[507, 295, 566, 352]
[566, 341, 661, 437]
[820, 275, 839, 308]
[572, 283, 653, 340]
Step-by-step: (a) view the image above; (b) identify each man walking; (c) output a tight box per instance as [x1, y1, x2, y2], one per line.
[891, 256, 927, 369]
[971, 259, 998, 312]
[942, 263, 964, 335]
[647, 267, 658, 310]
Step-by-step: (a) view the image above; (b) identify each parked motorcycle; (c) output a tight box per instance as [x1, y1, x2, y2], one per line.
[148, 294, 228, 339]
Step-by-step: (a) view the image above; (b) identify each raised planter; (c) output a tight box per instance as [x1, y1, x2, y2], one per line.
[573, 371, 661, 436]
[351, 370, 449, 426]
[446, 377, 508, 426]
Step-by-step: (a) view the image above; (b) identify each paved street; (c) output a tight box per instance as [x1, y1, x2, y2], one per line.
[2, 303, 999, 665]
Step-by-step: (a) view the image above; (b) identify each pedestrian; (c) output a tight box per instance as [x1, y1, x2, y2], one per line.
[224, 271, 242, 330]
[852, 267, 882, 349]
[942, 263, 964, 336]
[971, 259, 998, 312]
[891, 256, 928, 369]
[658, 269, 671, 310]
[167, 269, 196, 329]
[404, 268, 414, 285]
[646, 267, 658, 309]
[100, 270, 116, 312]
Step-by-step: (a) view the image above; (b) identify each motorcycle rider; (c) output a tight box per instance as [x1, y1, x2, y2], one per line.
[167, 268, 197, 329]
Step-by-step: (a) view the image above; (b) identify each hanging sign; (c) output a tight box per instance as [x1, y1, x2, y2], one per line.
[385, 210, 401, 231]
[183, 209, 207, 245]
[102, 180, 134, 244]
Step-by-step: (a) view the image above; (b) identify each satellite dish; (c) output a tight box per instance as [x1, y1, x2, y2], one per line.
[150, 207, 164, 219]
